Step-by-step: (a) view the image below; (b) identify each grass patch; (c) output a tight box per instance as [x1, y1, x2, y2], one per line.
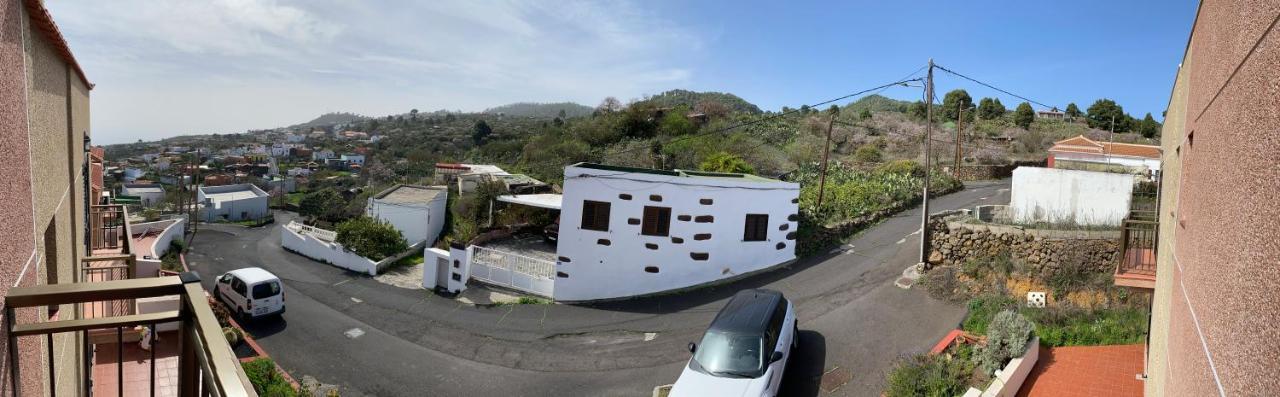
[885, 352, 978, 397]
[242, 358, 299, 396]
[962, 295, 1148, 347]
[392, 251, 425, 267]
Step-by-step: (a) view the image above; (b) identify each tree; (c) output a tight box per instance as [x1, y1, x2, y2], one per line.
[694, 100, 730, 119]
[334, 216, 408, 260]
[700, 152, 755, 174]
[597, 97, 622, 113]
[941, 89, 974, 123]
[1014, 102, 1035, 129]
[1064, 103, 1082, 119]
[1137, 113, 1161, 138]
[410, 108, 419, 120]
[1085, 99, 1130, 132]
[908, 101, 927, 121]
[977, 97, 1006, 120]
[298, 189, 344, 223]
[472, 120, 493, 145]
[858, 108, 873, 121]
[557, 109, 567, 119]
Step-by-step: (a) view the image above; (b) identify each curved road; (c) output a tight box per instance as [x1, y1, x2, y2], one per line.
[185, 180, 1010, 396]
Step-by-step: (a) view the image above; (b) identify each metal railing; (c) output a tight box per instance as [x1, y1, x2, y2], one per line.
[471, 246, 556, 279]
[285, 221, 337, 242]
[4, 274, 257, 397]
[1118, 219, 1158, 276]
[89, 205, 131, 252]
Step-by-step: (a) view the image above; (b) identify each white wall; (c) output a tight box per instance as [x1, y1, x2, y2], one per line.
[199, 185, 270, 221]
[122, 187, 164, 208]
[1053, 151, 1160, 172]
[365, 192, 447, 246]
[131, 218, 186, 277]
[1010, 167, 1134, 226]
[423, 248, 450, 289]
[281, 224, 380, 275]
[554, 166, 800, 301]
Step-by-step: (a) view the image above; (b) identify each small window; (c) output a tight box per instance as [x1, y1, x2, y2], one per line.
[557, 256, 572, 263]
[641, 206, 672, 236]
[677, 215, 692, 222]
[649, 194, 663, 202]
[694, 233, 711, 241]
[699, 198, 713, 205]
[451, 273, 462, 282]
[644, 266, 660, 273]
[556, 272, 569, 278]
[744, 214, 769, 241]
[618, 194, 632, 200]
[580, 200, 611, 231]
[645, 243, 659, 250]
[597, 239, 611, 246]
[694, 215, 714, 223]
[690, 252, 709, 261]
[671, 237, 684, 244]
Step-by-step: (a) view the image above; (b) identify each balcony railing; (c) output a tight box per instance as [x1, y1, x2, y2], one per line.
[1115, 210, 1158, 289]
[83, 204, 139, 319]
[4, 274, 257, 397]
[89, 204, 132, 253]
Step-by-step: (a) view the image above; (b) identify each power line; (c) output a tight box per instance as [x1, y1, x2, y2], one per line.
[933, 63, 1057, 110]
[605, 77, 924, 156]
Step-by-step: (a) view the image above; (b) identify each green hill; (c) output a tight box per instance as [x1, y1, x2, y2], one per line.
[288, 112, 368, 129]
[483, 102, 593, 118]
[642, 89, 763, 114]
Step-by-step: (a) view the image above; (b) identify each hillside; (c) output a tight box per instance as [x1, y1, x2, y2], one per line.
[483, 102, 593, 118]
[642, 89, 763, 114]
[288, 112, 368, 130]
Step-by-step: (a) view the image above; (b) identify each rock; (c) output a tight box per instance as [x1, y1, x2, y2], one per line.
[928, 250, 944, 264]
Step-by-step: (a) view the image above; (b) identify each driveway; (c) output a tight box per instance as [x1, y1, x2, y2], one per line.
[185, 180, 1011, 396]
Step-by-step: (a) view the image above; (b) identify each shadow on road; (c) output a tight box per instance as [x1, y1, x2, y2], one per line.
[238, 316, 288, 339]
[779, 330, 827, 397]
[577, 249, 847, 314]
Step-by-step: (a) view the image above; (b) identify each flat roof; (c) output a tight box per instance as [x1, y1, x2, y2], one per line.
[372, 184, 446, 205]
[571, 162, 782, 183]
[497, 194, 562, 210]
[229, 267, 278, 284]
[200, 184, 268, 201]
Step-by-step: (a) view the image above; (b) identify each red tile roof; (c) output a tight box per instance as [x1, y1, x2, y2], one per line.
[1049, 135, 1160, 159]
[23, 0, 92, 89]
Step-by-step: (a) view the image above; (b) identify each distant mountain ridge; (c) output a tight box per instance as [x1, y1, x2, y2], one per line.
[288, 112, 368, 130]
[642, 89, 763, 114]
[484, 102, 593, 118]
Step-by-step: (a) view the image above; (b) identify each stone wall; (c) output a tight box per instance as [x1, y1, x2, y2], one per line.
[927, 214, 1120, 280]
[952, 160, 1046, 181]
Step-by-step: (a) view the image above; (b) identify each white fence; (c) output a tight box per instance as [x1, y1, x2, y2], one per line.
[282, 221, 422, 275]
[468, 246, 555, 298]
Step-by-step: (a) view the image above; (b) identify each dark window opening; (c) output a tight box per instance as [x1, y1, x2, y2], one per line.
[744, 214, 769, 242]
[694, 233, 712, 241]
[671, 237, 684, 244]
[43, 219, 58, 317]
[453, 260, 460, 268]
[627, 218, 641, 225]
[787, 214, 798, 222]
[776, 242, 787, 250]
[699, 198, 713, 205]
[641, 206, 672, 236]
[677, 215, 692, 222]
[786, 232, 797, 240]
[644, 266, 660, 273]
[580, 200, 611, 231]
[556, 272, 569, 278]
[791, 198, 799, 204]
[690, 252, 709, 261]
[451, 273, 462, 282]
[778, 223, 789, 231]
[558, 256, 572, 263]
[645, 243, 659, 250]
[618, 194, 632, 200]
[649, 194, 663, 202]
[252, 282, 282, 299]
[597, 239, 612, 246]
[694, 215, 714, 223]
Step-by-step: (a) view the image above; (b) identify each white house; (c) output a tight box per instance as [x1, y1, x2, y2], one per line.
[340, 154, 365, 165]
[553, 163, 800, 301]
[123, 167, 145, 183]
[285, 133, 305, 143]
[1047, 135, 1161, 177]
[1010, 167, 1134, 226]
[286, 167, 312, 177]
[141, 153, 160, 163]
[198, 184, 270, 222]
[153, 157, 171, 171]
[121, 183, 165, 208]
[312, 150, 335, 161]
[366, 185, 448, 245]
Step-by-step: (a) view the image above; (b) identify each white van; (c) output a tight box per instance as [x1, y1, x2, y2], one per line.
[214, 267, 285, 320]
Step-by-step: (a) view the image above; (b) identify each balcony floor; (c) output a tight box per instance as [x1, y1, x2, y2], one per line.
[1016, 344, 1145, 397]
[91, 331, 179, 397]
[1115, 247, 1156, 289]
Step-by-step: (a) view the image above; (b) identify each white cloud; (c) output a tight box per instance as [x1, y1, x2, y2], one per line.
[45, 0, 698, 143]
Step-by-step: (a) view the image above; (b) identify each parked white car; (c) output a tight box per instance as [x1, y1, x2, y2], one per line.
[670, 289, 797, 397]
[214, 267, 285, 320]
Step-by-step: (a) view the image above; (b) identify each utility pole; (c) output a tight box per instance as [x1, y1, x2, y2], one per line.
[919, 59, 935, 268]
[816, 107, 838, 209]
[954, 103, 963, 177]
[1108, 115, 1116, 162]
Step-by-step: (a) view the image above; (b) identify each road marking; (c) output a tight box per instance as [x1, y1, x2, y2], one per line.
[495, 305, 514, 326]
[344, 328, 365, 339]
[350, 297, 362, 303]
[539, 306, 548, 328]
[909, 228, 922, 236]
[979, 197, 988, 200]
[644, 332, 658, 342]
[896, 238, 906, 244]
[332, 279, 352, 287]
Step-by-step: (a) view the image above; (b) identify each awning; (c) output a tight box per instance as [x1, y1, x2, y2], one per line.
[496, 193, 562, 210]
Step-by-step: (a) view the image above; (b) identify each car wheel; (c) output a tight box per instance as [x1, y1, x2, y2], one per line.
[237, 307, 248, 322]
[213, 288, 221, 303]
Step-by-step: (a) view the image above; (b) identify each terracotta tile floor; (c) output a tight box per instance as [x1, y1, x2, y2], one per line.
[91, 331, 179, 397]
[1017, 344, 1145, 397]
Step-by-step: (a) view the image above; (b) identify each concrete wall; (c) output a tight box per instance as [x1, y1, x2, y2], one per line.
[198, 184, 270, 221]
[121, 186, 164, 207]
[366, 192, 447, 246]
[554, 166, 799, 301]
[281, 224, 380, 275]
[132, 219, 185, 277]
[1147, 3, 1280, 396]
[1010, 167, 1133, 226]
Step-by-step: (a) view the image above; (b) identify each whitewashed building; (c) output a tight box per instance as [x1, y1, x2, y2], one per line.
[198, 184, 270, 222]
[366, 185, 448, 245]
[1010, 167, 1134, 226]
[554, 163, 800, 301]
[340, 154, 365, 165]
[121, 183, 165, 208]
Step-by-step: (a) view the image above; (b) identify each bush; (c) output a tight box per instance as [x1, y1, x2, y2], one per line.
[699, 151, 755, 174]
[223, 326, 243, 347]
[853, 144, 883, 163]
[885, 353, 974, 397]
[242, 358, 297, 397]
[1024, 306, 1148, 347]
[874, 160, 925, 177]
[335, 216, 409, 260]
[980, 310, 1035, 373]
[961, 295, 1018, 335]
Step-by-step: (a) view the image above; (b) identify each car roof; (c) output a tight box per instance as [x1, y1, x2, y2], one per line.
[707, 289, 783, 335]
[228, 267, 279, 284]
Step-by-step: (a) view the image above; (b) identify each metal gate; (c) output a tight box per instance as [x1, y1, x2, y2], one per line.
[469, 246, 555, 298]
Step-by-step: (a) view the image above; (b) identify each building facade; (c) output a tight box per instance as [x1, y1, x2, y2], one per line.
[554, 164, 799, 301]
[366, 185, 448, 246]
[1146, 2, 1280, 396]
[1047, 135, 1161, 176]
[198, 184, 270, 222]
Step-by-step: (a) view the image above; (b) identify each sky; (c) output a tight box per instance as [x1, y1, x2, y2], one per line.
[46, 0, 1199, 144]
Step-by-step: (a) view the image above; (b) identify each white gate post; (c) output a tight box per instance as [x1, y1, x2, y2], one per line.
[446, 242, 471, 294]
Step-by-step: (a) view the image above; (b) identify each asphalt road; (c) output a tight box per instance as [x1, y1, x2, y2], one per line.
[185, 180, 1011, 396]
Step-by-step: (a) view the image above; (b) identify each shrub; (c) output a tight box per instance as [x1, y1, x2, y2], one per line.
[923, 266, 968, 303]
[1024, 306, 1148, 347]
[242, 358, 298, 397]
[874, 159, 925, 177]
[962, 295, 1018, 335]
[885, 353, 973, 397]
[699, 151, 756, 174]
[335, 216, 409, 260]
[223, 327, 242, 347]
[980, 310, 1035, 373]
[853, 144, 883, 163]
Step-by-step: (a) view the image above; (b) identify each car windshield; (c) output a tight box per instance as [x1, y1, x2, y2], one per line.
[251, 281, 281, 299]
[690, 331, 764, 378]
